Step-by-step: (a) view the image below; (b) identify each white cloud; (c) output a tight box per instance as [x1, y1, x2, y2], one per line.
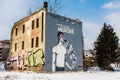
[0, 0, 29, 21]
[103, 1, 120, 42]
[104, 12, 120, 41]
[82, 0, 120, 50]
[83, 21, 101, 50]
[0, 24, 11, 40]
[102, 1, 120, 10]
[0, 0, 29, 40]
[104, 12, 120, 26]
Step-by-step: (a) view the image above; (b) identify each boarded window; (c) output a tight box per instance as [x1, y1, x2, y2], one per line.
[22, 41, 24, 50]
[31, 38, 34, 48]
[23, 24, 25, 33]
[36, 18, 39, 28]
[32, 20, 34, 29]
[36, 37, 39, 47]
[16, 28, 18, 36]
[15, 43, 17, 51]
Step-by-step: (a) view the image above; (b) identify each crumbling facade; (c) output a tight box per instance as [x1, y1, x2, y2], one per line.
[9, 2, 83, 72]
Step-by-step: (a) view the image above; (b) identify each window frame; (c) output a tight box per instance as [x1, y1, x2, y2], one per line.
[36, 37, 39, 47]
[36, 18, 39, 28]
[15, 28, 18, 36]
[32, 20, 34, 29]
[22, 41, 24, 50]
[15, 43, 17, 51]
[23, 24, 25, 33]
[31, 38, 34, 48]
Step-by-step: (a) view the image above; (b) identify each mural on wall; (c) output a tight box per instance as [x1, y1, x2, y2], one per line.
[45, 14, 83, 71]
[10, 49, 44, 70]
[52, 31, 77, 71]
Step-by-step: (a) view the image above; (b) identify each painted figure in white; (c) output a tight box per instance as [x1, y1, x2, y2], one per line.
[52, 32, 77, 71]
[52, 32, 66, 71]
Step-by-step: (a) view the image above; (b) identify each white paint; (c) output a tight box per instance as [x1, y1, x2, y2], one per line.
[65, 44, 77, 69]
[57, 24, 74, 34]
[52, 31, 78, 71]
[52, 38, 66, 71]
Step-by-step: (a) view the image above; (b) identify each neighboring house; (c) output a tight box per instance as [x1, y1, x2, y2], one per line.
[9, 2, 83, 72]
[110, 63, 120, 71]
[83, 50, 97, 69]
[0, 40, 10, 61]
[84, 50, 96, 59]
[110, 45, 120, 71]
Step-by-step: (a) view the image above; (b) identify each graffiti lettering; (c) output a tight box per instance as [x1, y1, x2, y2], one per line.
[10, 48, 44, 70]
[25, 49, 44, 66]
[57, 24, 74, 34]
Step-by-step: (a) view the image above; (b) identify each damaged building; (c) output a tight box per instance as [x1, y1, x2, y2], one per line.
[9, 2, 83, 72]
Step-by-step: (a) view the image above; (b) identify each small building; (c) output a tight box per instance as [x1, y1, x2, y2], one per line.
[84, 50, 96, 59]
[9, 2, 83, 72]
[0, 40, 10, 61]
[83, 50, 97, 69]
[110, 45, 120, 71]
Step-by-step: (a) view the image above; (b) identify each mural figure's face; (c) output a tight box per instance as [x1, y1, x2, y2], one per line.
[60, 34, 64, 38]
[58, 32, 64, 44]
[59, 34, 64, 44]
[59, 33, 64, 39]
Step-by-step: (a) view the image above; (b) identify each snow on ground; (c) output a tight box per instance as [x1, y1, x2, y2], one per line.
[0, 71, 120, 80]
[1, 62, 120, 80]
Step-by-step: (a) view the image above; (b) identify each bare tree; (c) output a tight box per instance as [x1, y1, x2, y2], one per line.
[47, 0, 63, 13]
[32, 0, 63, 13]
[28, 7, 32, 15]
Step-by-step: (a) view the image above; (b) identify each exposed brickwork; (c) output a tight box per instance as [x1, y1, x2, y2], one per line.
[9, 8, 46, 72]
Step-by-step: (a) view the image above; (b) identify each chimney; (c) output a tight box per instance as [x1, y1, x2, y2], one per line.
[43, 1, 48, 11]
[76, 19, 80, 22]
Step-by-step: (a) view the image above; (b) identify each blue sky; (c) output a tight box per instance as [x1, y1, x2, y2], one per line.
[0, 0, 120, 50]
